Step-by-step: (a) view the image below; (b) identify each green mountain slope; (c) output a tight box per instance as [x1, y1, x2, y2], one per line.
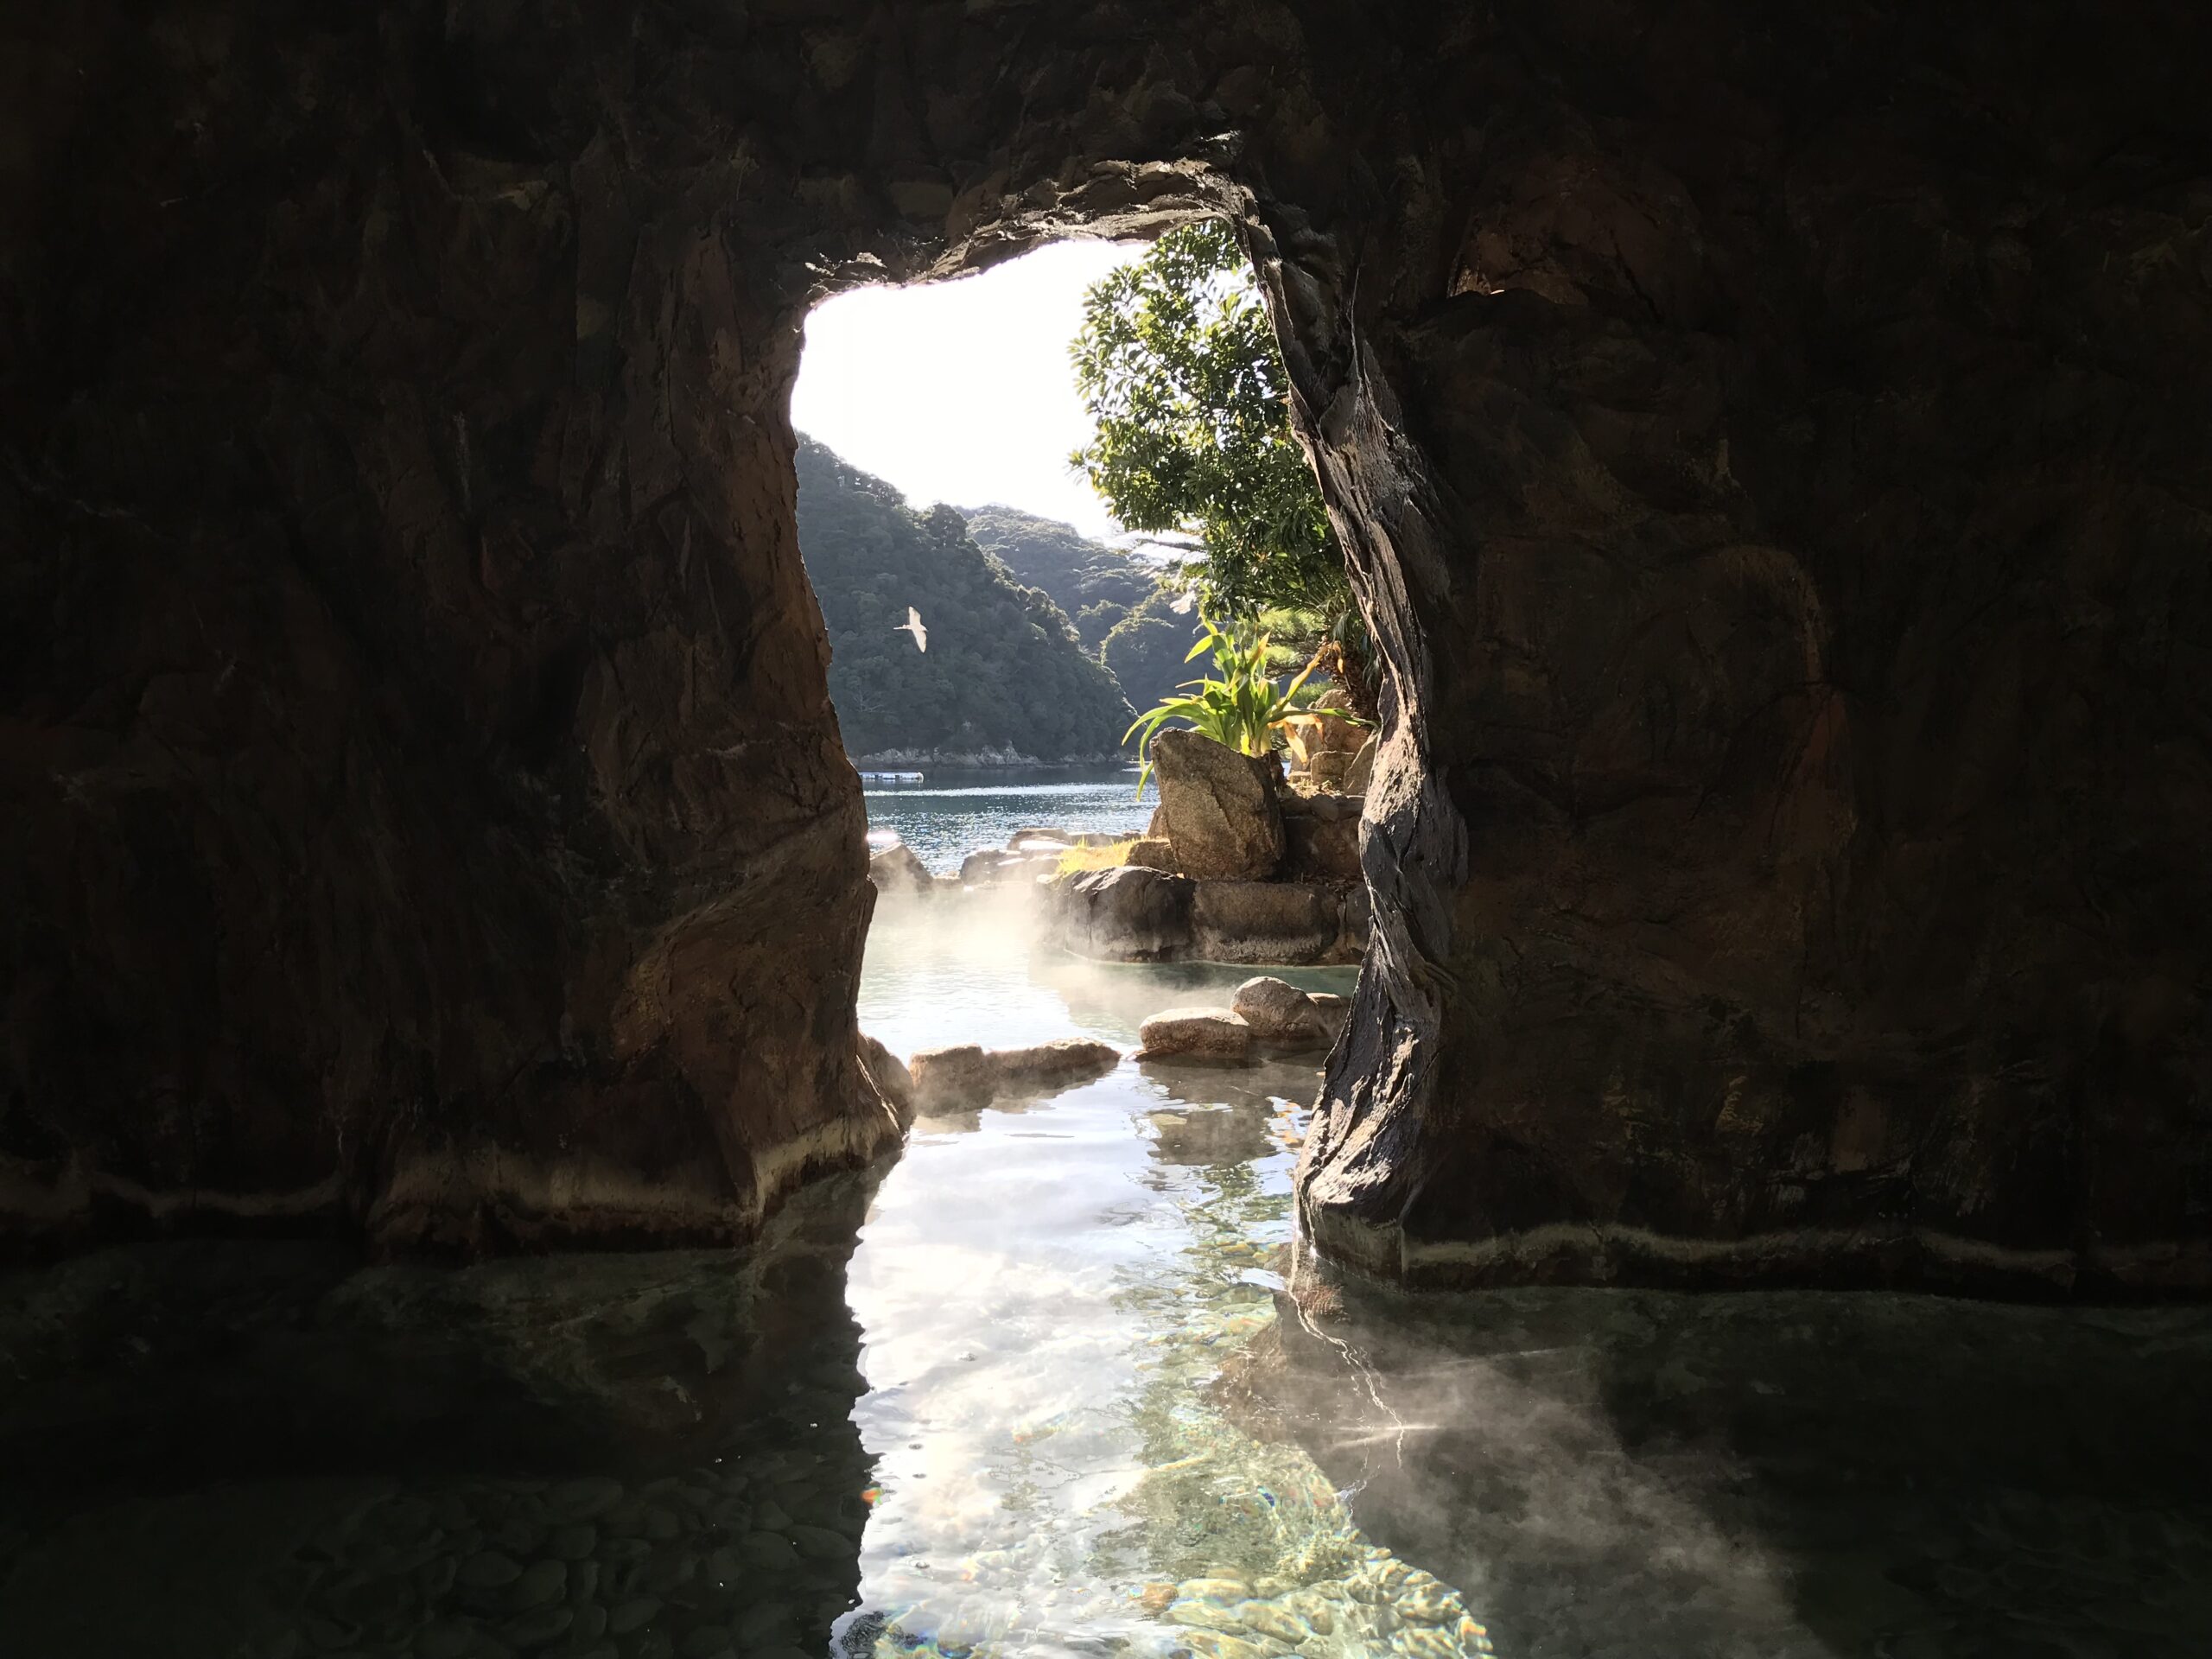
[961, 504, 1158, 647]
[797, 441, 1135, 763]
[1101, 589, 1205, 719]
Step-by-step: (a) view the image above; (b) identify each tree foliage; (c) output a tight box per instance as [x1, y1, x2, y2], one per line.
[1070, 221, 1348, 618]
[796, 440, 1134, 761]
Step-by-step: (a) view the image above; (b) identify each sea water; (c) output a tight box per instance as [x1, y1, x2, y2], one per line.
[861, 767, 1155, 873]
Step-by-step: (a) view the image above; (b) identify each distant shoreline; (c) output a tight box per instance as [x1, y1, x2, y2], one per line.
[849, 752, 1131, 770]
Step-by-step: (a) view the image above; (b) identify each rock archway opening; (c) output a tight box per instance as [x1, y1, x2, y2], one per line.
[4, 2, 2200, 1303]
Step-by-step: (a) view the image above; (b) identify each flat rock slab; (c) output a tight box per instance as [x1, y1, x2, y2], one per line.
[908, 1039, 1122, 1109]
[1137, 1007, 1254, 1062]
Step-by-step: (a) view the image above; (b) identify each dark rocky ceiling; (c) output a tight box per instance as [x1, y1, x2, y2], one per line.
[3, 2, 2208, 1289]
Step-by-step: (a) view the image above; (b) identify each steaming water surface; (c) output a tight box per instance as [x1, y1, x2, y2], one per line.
[3, 848, 2210, 1658]
[838, 900, 1423, 1657]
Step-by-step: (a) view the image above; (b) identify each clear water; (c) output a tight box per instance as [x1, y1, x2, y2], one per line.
[839, 902, 1415, 1659]
[3, 887, 2211, 1658]
[862, 767, 1154, 874]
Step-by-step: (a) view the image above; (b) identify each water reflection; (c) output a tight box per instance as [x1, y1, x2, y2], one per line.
[843, 915, 1495, 1659]
[31, 884, 2199, 1659]
[0, 1173, 884, 1658]
[1242, 1262, 2212, 1659]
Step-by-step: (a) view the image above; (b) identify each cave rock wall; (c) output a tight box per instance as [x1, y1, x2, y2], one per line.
[4, 2, 2207, 1286]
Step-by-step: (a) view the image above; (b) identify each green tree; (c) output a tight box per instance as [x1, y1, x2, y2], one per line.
[1070, 221, 1347, 619]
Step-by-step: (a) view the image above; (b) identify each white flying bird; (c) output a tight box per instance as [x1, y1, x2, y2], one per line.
[893, 606, 928, 652]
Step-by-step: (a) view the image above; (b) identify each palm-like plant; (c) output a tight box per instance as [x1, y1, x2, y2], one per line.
[1124, 612, 1349, 793]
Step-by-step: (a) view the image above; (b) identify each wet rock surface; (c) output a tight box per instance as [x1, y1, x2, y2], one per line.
[906, 1039, 1121, 1112]
[1192, 880, 1359, 967]
[0, 1173, 885, 1657]
[867, 844, 931, 898]
[1231, 977, 1341, 1049]
[1046, 868, 1363, 969]
[1047, 867, 1198, 963]
[1136, 1008, 1255, 1064]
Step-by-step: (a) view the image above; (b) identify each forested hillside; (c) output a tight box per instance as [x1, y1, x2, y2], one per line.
[961, 505, 1156, 647]
[1101, 589, 1205, 719]
[797, 441, 1135, 762]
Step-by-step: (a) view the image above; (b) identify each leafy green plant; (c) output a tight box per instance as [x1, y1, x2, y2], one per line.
[1123, 612, 1349, 793]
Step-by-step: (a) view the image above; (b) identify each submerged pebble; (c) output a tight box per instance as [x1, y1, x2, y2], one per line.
[502, 1605, 572, 1649]
[508, 1558, 565, 1611]
[458, 1551, 523, 1590]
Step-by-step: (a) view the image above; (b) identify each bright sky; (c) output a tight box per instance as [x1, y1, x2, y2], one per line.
[790, 240, 1146, 541]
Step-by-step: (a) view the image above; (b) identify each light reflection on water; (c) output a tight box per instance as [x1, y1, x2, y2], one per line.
[837, 901, 1491, 1659]
[861, 768, 1155, 874]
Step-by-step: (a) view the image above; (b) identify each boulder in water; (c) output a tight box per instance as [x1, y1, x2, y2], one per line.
[907, 1039, 1121, 1110]
[1136, 1007, 1253, 1062]
[961, 847, 1062, 887]
[1153, 729, 1283, 880]
[1047, 866, 1195, 960]
[1230, 977, 1340, 1047]
[868, 843, 931, 896]
[858, 1033, 915, 1125]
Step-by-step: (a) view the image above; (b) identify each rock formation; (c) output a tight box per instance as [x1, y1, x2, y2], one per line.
[1136, 1009, 1254, 1064]
[4, 3, 2206, 1288]
[1045, 867, 1364, 967]
[1230, 977, 1341, 1049]
[906, 1040, 1122, 1113]
[868, 844, 932, 898]
[1149, 730, 1286, 880]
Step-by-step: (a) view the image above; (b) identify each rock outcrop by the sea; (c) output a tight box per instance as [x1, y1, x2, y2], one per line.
[1192, 881, 1348, 966]
[1151, 730, 1284, 880]
[906, 1039, 1121, 1111]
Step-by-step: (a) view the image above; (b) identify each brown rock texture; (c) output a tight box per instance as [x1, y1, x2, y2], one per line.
[1151, 730, 1285, 880]
[1135, 1009, 1254, 1065]
[1230, 977, 1335, 1048]
[906, 1040, 1121, 1112]
[1284, 3, 2212, 1294]
[4, 2, 2207, 1287]
[1280, 791, 1363, 883]
[1047, 868, 1198, 963]
[1191, 880, 1357, 967]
